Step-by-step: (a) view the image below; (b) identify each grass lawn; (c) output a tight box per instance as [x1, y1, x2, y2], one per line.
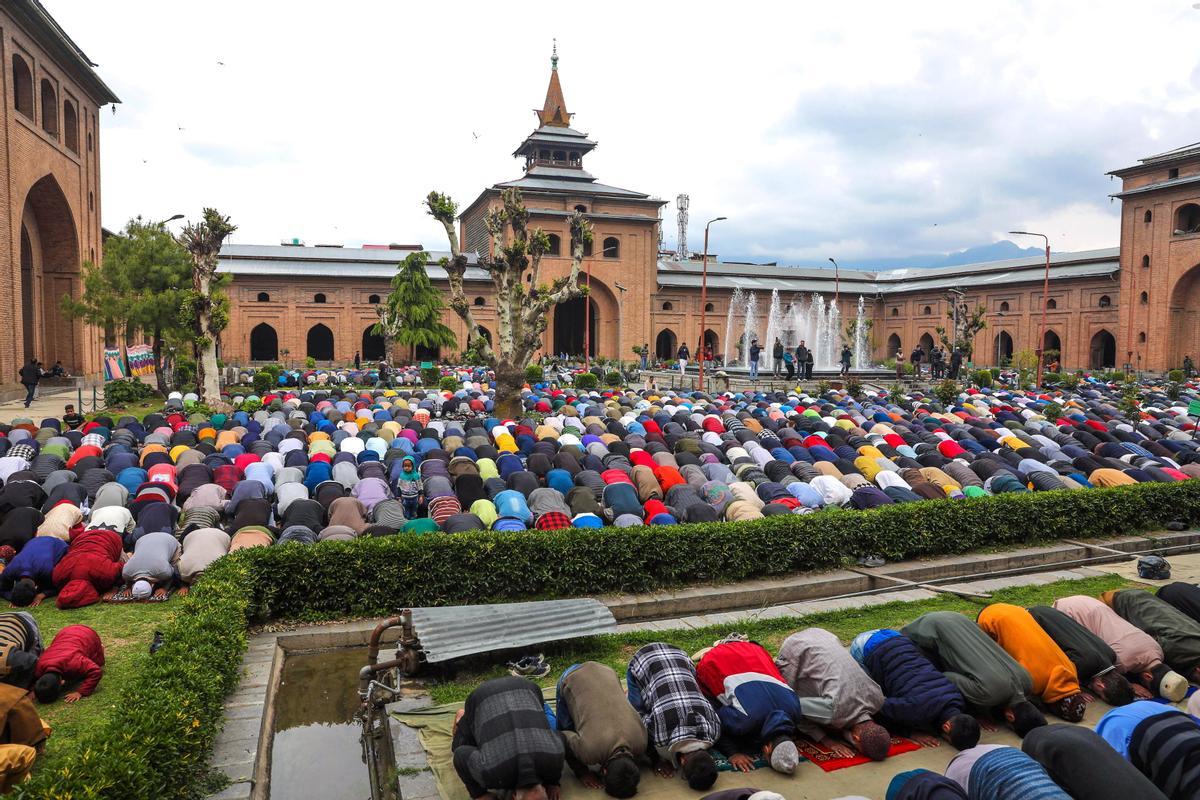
[90, 397, 165, 422]
[23, 600, 177, 773]
[428, 573, 1141, 704]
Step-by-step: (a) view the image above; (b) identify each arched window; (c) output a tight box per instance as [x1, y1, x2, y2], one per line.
[704, 302, 714, 312]
[368, 294, 380, 304]
[1047, 298, 1057, 309]
[1098, 295, 1111, 308]
[574, 204, 587, 213]
[473, 296, 485, 307]
[1175, 203, 1200, 235]
[922, 305, 931, 315]
[887, 333, 902, 354]
[999, 301, 1010, 312]
[602, 237, 620, 258]
[1144, 210, 1153, 224]
[256, 292, 270, 302]
[546, 234, 561, 256]
[313, 293, 326, 304]
[87, 191, 93, 212]
[306, 324, 334, 361]
[361, 325, 385, 361]
[553, 150, 566, 161]
[478, 326, 493, 345]
[11, 56, 33, 119]
[1142, 255, 1150, 269]
[1139, 331, 1147, 343]
[39, 79, 57, 136]
[249, 323, 278, 361]
[662, 301, 673, 311]
[1140, 291, 1149, 304]
[63, 100, 78, 153]
[890, 307, 899, 317]
[87, 131, 93, 151]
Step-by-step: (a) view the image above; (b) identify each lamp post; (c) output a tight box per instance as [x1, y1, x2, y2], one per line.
[828, 257, 841, 310]
[156, 213, 184, 226]
[994, 310, 1008, 368]
[583, 255, 593, 373]
[697, 216, 727, 392]
[614, 282, 627, 373]
[1009, 230, 1051, 388]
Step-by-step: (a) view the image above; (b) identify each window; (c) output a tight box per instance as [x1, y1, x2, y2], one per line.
[569, 151, 580, 165]
[1047, 298, 1057, 309]
[1169, 168, 1179, 179]
[473, 296, 485, 307]
[256, 292, 270, 302]
[574, 204, 587, 213]
[546, 234, 561, 256]
[891, 307, 899, 317]
[313, 293, 327, 303]
[602, 236, 620, 258]
[1144, 210, 1153, 224]
[662, 301, 673, 311]
[582, 239, 592, 257]
[922, 305, 931, 315]
[368, 294, 381, 304]
[11, 56, 33, 119]
[88, 191, 93, 212]
[1098, 295, 1111, 308]
[1175, 203, 1200, 235]
[1142, 255, 1150, 269]
[63, 101, 78, 153]
[87, 131, 93, 151]
[1139, 331, 1147, 343]
[704, 302, 714, 312]
[40, 79, 58, 136]
[538, 149, 548, 160]
[553, 150, 566, 161]
[999, 301, 1010, 312]
[1140, 291, 1149, 304]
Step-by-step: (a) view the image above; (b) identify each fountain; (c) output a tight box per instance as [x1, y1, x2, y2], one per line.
[718, 289, 877, 372]
[741, 291, 759, 366]
[762, 290, 783, 372]
[853, 295, 869, 370]
[723, 287, 744, 366]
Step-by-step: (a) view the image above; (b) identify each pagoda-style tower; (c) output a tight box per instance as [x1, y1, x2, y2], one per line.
[512, 42, 598, 176]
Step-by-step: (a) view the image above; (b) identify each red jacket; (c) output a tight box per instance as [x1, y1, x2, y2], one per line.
[695, 641, 785, 698]
[51, 527, 124, 591]
[35, 624, 104, 696]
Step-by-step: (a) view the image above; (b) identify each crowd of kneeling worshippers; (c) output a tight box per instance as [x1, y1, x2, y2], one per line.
[451, 584, 1200, 800]
[0, 379, 1193, 575]
[0, 612, 105, 789]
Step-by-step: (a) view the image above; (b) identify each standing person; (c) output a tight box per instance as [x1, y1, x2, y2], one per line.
[640, 344, 648, 372]
[625, 643, 719, 791]
[554, 661, 646, 796]
[950, 347, 963, 379]
[451, 676, 563, 800]
[17, 359, 39, 409]
[354, 350, 361, 370]
[33, 624, 103, 704]
[677, 343, 690, 377]
[804, 344, 814, 380]
[748, 339, 762, 381]
[910, 346, 924, 380]
[796, 341, 810, 382]
[1184, 355, 1195, 378]
[895, 348, 906, 382]
[771, 338, 784, 378]
[840, 345, 852, 378]
[396, 457, 423, 520]
[930, 348, 943, 379]
[783, 349, 795, 381]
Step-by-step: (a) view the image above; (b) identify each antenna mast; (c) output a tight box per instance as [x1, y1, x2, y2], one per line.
[676, 193, 689, 260]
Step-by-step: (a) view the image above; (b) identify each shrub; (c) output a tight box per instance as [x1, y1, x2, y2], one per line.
[420, 366, 441, 386]
[238, 397, 263, 414]
[439, 376, 461, 392]
[524, 364, 544, 383]
[845, 378, 863, 398]
[103, 377, 154, 407]
[1107, 370, 1128, 383]
[304, 356, 317, 369]
[575, 372, 598, 389]
[604, 371, 622, 387]
[261, 363, 283, 379]
[816, 380, 832, 396]
[933, 379, 959, 406]
[887, 383, 905, 404]
[990, 367, 1001, 379]
[21, 480, 1200, 798]
[172, 354, 196, 391]
[1168, 383, 1182, 401]
[1169, 369, 1185, 383]
[1043, 402, 1063, 422]
[1042, 372, 1062, 385]
[1061, 372, 1081, 390]
[973, 369, 993, 388]
[252, 370, 273, 395]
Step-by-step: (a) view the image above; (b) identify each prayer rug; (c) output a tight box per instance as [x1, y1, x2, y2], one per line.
[793, 736, 921, 772]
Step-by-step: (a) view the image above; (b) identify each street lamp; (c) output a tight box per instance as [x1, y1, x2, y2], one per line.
[697, 216, 727, 392]
[828, 257, 841, 310]
[1009, 230, 1051, 388]
[157, 214, 184, 226]
[614, 282, 627, 372]
[994, 310, 1008, 368]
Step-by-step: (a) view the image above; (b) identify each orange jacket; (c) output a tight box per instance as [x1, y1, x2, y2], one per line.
[977, 603, 1080, 703]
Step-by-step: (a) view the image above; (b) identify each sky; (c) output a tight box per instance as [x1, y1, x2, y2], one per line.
[48, 0, 1200, 266]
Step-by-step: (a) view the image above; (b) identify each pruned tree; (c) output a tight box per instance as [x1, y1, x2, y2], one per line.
[61, 255, 132, 351]
[178, 209, 236, 404]
[935, 297, 987, 358]
[425, 187, 592, 416]
[373, 250, 458, 357]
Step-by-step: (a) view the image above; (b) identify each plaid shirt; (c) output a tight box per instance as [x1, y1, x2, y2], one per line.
[627, 643, 720, 750]
[534, 511, 571, 530]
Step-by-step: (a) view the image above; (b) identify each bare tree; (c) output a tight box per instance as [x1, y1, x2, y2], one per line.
[426, 188, 592, 416]
[935, 296, 987, 358]
[178, 209, 236, 404]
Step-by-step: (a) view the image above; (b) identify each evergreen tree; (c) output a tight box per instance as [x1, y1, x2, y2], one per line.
[373, 251, 458, 356]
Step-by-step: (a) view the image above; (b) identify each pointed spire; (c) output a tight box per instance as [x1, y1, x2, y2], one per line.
[535, 41, 572, 128]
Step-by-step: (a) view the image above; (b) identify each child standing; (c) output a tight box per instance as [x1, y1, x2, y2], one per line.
[397, 456, 423, 520]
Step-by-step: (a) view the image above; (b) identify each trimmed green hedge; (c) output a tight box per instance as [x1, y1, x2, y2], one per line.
[21, 480, 1200, 798]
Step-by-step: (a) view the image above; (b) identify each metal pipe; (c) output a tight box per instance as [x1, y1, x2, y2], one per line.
[367, 615, 405, 666]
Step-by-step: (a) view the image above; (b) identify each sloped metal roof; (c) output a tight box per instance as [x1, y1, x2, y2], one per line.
[495, 175, 651, 198]
[217, 244, 489, 280]
[407, 599, 616, 664]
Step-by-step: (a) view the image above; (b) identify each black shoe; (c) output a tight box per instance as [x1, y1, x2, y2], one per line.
[150, 630, 165, 654]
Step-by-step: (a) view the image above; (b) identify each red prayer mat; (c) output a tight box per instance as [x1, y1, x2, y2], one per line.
[794, 736, 921, 772]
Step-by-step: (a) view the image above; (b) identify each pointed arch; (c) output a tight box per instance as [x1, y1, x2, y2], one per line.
[250, 323, 278, 361]
[22, 174, 80, 369]
[993, 331, 1014, 365]
[655, 329, 677, 360]
[306, 323, 334, 361]
[361, 325, 385, 361]
[1089, 329, 1116, 370]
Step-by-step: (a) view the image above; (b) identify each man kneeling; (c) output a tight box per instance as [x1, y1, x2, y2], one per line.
[555, 661, 645, 797]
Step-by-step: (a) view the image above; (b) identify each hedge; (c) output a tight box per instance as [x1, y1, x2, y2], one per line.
[21, 479, 1200, 798]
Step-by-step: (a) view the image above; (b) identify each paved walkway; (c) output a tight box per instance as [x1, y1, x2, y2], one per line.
[0, 384, 88, 425]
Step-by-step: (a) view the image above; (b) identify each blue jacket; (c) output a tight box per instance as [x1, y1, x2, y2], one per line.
[864, 629, 966, 732]
[0, 536, 68, 595]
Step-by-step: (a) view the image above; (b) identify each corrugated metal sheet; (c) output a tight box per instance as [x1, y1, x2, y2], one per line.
[408, 599, 616, 664]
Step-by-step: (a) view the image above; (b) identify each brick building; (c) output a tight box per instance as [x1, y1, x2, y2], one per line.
[213, 57, 1199, 374]
[0, 0, 117, 391]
